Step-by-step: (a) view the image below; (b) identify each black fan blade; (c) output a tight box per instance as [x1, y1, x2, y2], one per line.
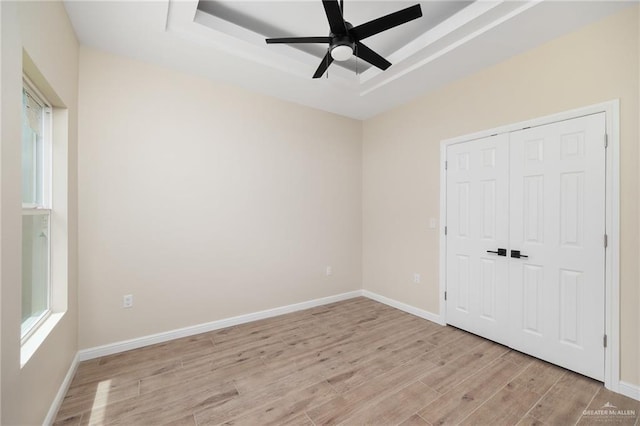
[350, 4, 422, 40]
[313, 51, 334, 79]
[266, 36, 331, 44]
[355, 42, 391, 70]
[322, 0, 347, 35]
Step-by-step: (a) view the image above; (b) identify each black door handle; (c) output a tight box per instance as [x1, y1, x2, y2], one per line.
[487, 248, 507, 256]
[511, 250, 528, 259]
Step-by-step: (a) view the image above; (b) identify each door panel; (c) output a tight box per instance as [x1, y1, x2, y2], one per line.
[522, 264, 543, 335]
[509, 113, 605, 380]
[446, 134, 509, 345]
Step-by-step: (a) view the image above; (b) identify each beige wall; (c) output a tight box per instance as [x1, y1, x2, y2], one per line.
[77, 48, 363, 348]
[0, 1, 79, 425]
[362, 6, 639, 387]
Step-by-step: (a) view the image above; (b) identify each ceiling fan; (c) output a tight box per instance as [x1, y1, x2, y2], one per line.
[266, 0, 423, 79]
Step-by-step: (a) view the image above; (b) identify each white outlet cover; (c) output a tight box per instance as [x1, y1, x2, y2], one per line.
[123, 294, 133, 308]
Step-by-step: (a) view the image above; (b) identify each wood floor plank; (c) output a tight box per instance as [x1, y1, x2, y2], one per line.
[234, 316, 428, 395]
[210, 313, 317, 345]
[115, 390, 237, 425]
[306, 354, 438, 425]
[232, 343, 350, 396]
[69, 358, 182, 393]
[332, 325, 439, 370]
[418, 357, 527, 425]
[55, 378, 140, 420]
[325, 335, 436, 394]
[269, 329, 357, 362]
[527, 372, 601, 425]
[278, 414, 316, 426]
[92, 379, 238, 425]
[576, 386, 640, 425]
[325, 355, 397, 393]
[339, 380, 440, 425]
[180, 335, 285, 371]
[267, 311, 412, 363]
[499, 349, 537, 367]
[54, 298, 623, 426]
[215, 380, 337, 426]
[419, 340, 510, 393]
[161, 414, 197, 426]
[52, 413, 83, 426]
[212, 322, 305, 349]
[458, 359, 565, 425]
[516, 414, 545, 425]
[193, 370, 327, 424]
[419, 330, 485, 366]
[140, 356, 264, 396]
[399, 414, 432, 426]
[96, 336, 214, 370]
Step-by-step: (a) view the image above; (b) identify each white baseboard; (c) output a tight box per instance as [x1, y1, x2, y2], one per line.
[77, 290, 362, 361]
[43, 352, 79, 425]
[618, 381, 640, 402]
[76, 289, 446, 363]
[362, 290, 445, 325]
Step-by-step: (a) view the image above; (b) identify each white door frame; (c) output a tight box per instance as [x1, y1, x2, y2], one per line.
[439, 100, 620, 393]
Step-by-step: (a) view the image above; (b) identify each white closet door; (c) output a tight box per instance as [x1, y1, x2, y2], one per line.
[446, 134, 510, 345]
[508, 113, 606, 380]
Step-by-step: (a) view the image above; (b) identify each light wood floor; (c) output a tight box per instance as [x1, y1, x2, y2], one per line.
[55, 297, 639, 426]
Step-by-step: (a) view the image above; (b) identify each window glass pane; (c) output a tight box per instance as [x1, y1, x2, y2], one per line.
[21, 80, 51, 339]
[21, 213, 50, 334]
[22, 88, 44, 206]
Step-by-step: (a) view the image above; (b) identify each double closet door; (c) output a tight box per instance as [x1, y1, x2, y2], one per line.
[445, 113, 606, 381]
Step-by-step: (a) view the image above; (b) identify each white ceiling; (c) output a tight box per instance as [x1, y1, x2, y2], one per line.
[64, 0, 633, 120]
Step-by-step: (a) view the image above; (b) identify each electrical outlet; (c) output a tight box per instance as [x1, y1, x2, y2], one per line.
[123, 294, 133, 308]
[413, 273, 421, 284]
[326, 266, 332, 276]
[429, 218, 437, 229]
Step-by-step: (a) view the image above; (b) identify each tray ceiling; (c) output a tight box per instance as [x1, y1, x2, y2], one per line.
[64, 1, 632, 119]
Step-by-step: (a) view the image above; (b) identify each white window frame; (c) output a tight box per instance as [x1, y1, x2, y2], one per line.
[21, 76, 53, 343]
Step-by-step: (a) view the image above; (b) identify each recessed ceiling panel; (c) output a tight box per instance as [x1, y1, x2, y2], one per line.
[196, 1, 472, 71]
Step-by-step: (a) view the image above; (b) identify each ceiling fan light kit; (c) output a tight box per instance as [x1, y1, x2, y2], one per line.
[330, 44, 353, 61]
[265, 0, 423, 78]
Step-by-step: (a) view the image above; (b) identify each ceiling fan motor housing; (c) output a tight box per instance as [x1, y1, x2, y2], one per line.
[330, 36, 354, 61]
[330, 22, 354, 61]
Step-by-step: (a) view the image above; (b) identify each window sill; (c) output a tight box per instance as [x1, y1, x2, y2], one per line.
[20, 311, 65, 368]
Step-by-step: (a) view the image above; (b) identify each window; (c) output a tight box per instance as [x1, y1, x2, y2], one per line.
[21, 78, 52, 340]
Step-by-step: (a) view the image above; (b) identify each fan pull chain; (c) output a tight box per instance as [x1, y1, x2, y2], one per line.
[326, 47, 330, 79]
[355, 43, 359, 75]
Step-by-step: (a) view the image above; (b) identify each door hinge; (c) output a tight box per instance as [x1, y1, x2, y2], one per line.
[603, 334, 607, 348]
[444, 291, 447, 301]
[445, 161, 448, 170]
[604, 134, 608, 148]
[604, 234, 608, 248]
[444, 226, 447, 236]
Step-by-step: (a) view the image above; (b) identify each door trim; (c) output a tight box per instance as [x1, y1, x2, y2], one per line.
[439, 100, 620, 393]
